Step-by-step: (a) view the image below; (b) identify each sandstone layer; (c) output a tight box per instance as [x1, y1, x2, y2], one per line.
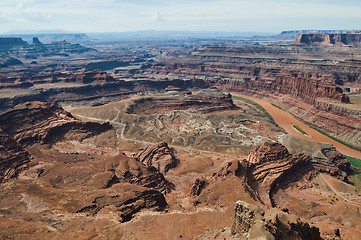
[293, 33, 361, 47]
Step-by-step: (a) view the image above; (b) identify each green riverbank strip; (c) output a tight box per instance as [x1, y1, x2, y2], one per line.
[232, 95, 361, 154]
[346, 156, 361, 169]
[270, 103, 285, 111]
[310, 126, 361, 152]
[232, 95, 274, 122]
[346, 156, 361, 194]
[232, 95, 285, 133]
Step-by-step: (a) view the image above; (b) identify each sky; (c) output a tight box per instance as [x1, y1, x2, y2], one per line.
[0, 0, 361, 34]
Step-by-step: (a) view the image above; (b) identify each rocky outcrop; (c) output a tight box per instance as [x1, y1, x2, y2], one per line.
[135, 142, 179, 174]
[215, 143, 314, 207]
[32, 37, 42, 45]
[77, 183, 167, 222]
[268, 76, 350, 103]
[75, 70, 117, 84]
[0, 101, 112, 146]
[15, 33, 90, 44]
[245, 143, 314, 206]
[106, 152, 175, 193]
[41, 152, 172, 222]
[0, 72, 209, 112]
[231, 200, 321, 240]
[190, 178, 208, 196]
[293, 33, 361, 47]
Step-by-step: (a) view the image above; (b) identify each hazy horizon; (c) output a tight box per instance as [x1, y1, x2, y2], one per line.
[0, 0, 360, 34]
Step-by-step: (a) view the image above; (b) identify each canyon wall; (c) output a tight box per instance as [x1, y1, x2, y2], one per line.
[293, 33, 361, 47]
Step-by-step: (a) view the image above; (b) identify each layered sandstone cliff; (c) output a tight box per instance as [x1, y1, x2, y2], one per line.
[215, 142, 351, 207]
[214, 142, 314, 207]
[293, 33, 361, 47]
[0, 37, 95, 59]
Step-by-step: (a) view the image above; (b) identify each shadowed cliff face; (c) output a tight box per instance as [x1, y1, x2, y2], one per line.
[215, 142, 352, 208]
[213, 76, 350, 104]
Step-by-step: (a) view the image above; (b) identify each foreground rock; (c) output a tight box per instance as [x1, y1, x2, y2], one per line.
[135, 142, 179, 174]
[231, 200, 321, 240]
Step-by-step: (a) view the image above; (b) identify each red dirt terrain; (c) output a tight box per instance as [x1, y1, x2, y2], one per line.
[0, 97, 359, 239]
[0, 33, 361, 239]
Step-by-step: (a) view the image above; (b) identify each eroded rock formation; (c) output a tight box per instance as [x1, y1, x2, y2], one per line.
[231, 200, 321, 240]
[0, 53, 22, 67]
[135, 142, 179, 174]
[0, 101, 112, 146]
[190, 178, 209, 196]
[0, 37, 95, 59]
[293, 33, 361, 47]
[107, 152, 175, 193]
[215, 143, 315, 206]
[77, 183, 167, 222]
[42, 152, 172, 222]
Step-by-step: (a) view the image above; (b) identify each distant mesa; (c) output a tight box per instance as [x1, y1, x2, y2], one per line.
[0, 36, 95, 59]
[0, 37, 28, 51]
[292, 32, 361, 47]
[0, 33, 90, 44]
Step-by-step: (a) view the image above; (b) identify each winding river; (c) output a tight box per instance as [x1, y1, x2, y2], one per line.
[231, 93, 361, 160]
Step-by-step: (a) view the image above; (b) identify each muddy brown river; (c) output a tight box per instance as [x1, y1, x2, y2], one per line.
[232, 93, 361, 159]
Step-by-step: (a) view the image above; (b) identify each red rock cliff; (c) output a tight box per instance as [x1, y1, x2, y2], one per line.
[293, 33, 361, 47]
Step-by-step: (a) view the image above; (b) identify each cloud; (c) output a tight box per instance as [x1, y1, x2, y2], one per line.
[1, 0, 361, 33]
[0, 2, 51, 23]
